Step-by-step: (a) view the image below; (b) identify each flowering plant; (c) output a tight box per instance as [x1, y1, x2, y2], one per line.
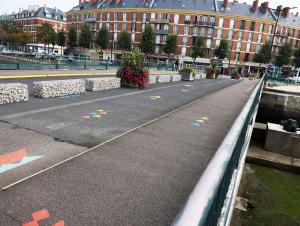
[117, 49, 149, 88]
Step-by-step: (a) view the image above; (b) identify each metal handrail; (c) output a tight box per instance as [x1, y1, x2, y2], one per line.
[172, 76, 265, 226]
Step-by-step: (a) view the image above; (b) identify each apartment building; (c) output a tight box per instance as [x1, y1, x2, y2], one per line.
[67, 0, 300, 64]
[1, 5, 67, 43]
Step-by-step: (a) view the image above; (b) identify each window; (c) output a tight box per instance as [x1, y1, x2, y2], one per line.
[207, 28, 213, 37]
[246, 42, 251, 52]
[131, 33, 135, 42]
[218, 18, 224, 28]
[217, 29, 222, 39]
[210, 17, 215, 26]
[185, 15, 191, 22]
[202, 16, 208, 25]
[259, 23, 264, 33]
[228, 30, 233, 39]
[123, 12, 127, 21]
[106, 23, 110, 30]
[107, 13, 110, 21]
[240, 20, 245, 30]
[255, 44, 261, 53]
[182, 36, 188, 45]
[206, 39, 212, 48]
[174, 14, 179, 24]
[151, 13, 155, 19]
[184, 25, 189, 34]
[142, 23, 146, 32]
[248, 32, 253, 41]
[122, 22, 126, 31]
[200, 27, 206, 36]
[131, 22, 136, 32]
[250, 21, 255, 31]
[173, 25, 178, 33]
[114, 12, 118, 21]
[236, 41, 241, 51]
[114, 22, 118, 31]
[193, 26, 198, 35]
[215, 39, 220, 47]
[257, 34, 262, 43]
[229, 19, 235, 29]
[142, 13, 147, 22]
[156, 35, 160, 44]
[158, 13, 163, 20]
[132, 13, 136, 21]
[244, 53, 249, 62]
[268, 25, 273, 34]
[235, 52, 240, 61]
[238, 31, 244, 40]
[162, 35, 167, 43]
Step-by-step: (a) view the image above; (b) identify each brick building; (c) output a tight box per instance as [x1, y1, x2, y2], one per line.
[3, 5, 67, 43]
[67, 0, 300, 64]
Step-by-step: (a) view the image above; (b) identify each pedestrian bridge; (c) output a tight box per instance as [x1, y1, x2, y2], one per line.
[0, 76, 263, 226]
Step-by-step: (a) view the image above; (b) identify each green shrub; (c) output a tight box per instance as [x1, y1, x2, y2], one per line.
[179, 67, 196, 77]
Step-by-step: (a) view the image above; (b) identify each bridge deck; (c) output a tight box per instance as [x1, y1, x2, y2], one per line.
[0, 79, 258, 226]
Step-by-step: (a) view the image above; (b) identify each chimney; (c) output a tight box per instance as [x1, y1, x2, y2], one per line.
[224, 0, 228, 8]
[282, 7, 290, 18]
[296, 12, 299, 16]
[252, 0, 259, 12]
[141, 0, 147, 4]
[276, 5, 282, 15]
[106, 0, 113, 4]
[260, 2, 269, 14]
[115, 0, 121, 5]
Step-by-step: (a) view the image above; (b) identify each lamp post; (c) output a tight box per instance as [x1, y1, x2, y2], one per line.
[228, 30, 239, 76]
[268, 7, 297, 64]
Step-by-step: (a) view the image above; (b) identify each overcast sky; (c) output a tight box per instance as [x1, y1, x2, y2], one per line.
[0, 0, 299, 14]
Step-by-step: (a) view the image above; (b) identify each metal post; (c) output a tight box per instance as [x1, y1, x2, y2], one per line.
[84, 57, 87, 69]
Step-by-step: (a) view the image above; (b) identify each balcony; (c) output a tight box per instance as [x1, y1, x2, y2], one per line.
[84, 17, 96, 22]
[150, 18, 169, 24]
[194, 21, 215, 27]
[156, 29, 169, 35]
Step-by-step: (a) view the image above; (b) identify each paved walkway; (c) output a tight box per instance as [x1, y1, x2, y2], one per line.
[0, 69, 177, 80]
[0, 79, 259, 226]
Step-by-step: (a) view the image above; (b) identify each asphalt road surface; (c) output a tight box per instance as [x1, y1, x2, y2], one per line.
[0, 78, 259, 226]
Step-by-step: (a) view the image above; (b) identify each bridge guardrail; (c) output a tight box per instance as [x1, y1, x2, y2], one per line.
[172, 76, 265, 226]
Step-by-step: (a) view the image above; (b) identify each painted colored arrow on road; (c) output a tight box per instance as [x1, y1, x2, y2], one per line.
[0, 149, 42, 174]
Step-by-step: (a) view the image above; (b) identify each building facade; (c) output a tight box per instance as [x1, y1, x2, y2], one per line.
[1, 5, 67, 43]
[67, 0, 300, 64]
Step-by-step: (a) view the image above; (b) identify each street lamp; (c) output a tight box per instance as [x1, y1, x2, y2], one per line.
[228, 30, 239, 76]
[268, 7, 297, 64]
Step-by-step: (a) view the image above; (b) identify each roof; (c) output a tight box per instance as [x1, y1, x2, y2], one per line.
[13, 6, 66, 22]
[69, 0, 300, 28]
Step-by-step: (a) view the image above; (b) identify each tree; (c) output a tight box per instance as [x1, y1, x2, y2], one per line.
[78, 23, 91, 51]
[68, 26, 77, 49]
[37, 22, 53, 53]
[214, 39, 230, 60]
[253, 40, 272, 74]
[163, 34, 178, 60]
[17, 31, 33, 50]
[96, 26, 109, 52]
[117, 30, 131, 51]
[140, 25, 156, 60]
[57, 30, 66, 56]
[191, 36, 206, 63]
[48, 30, 56, 53]
[293, 47, 300, 69]
[276, 43, 292, 67]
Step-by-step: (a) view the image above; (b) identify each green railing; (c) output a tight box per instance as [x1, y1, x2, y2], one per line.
[172, 76, 265, 226]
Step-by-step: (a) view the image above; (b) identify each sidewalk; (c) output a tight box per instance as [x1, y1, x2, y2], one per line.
[0, 79, 259, 226]
[0, 69, 177, 80]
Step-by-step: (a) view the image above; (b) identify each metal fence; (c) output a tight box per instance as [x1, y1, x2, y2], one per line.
[172, 76, 265, 226]
[0, 54, 177, 71]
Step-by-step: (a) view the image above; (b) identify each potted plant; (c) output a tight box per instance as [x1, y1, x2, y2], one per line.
[116, 49, 149, 88]
[179, 67, 196, 81]
[206, 58, 220, 79]
[230, 70, 241, 80]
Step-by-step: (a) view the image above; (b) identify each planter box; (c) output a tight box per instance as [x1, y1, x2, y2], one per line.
[149, 75, 157, 84]
[170, 74, 182, 82]
[86, 77, 121, 91]
[0, 83, 29, 104]
[157, 75, 171, 83]
[180, 72, 194, 81]
[33, 79, 85, 98]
